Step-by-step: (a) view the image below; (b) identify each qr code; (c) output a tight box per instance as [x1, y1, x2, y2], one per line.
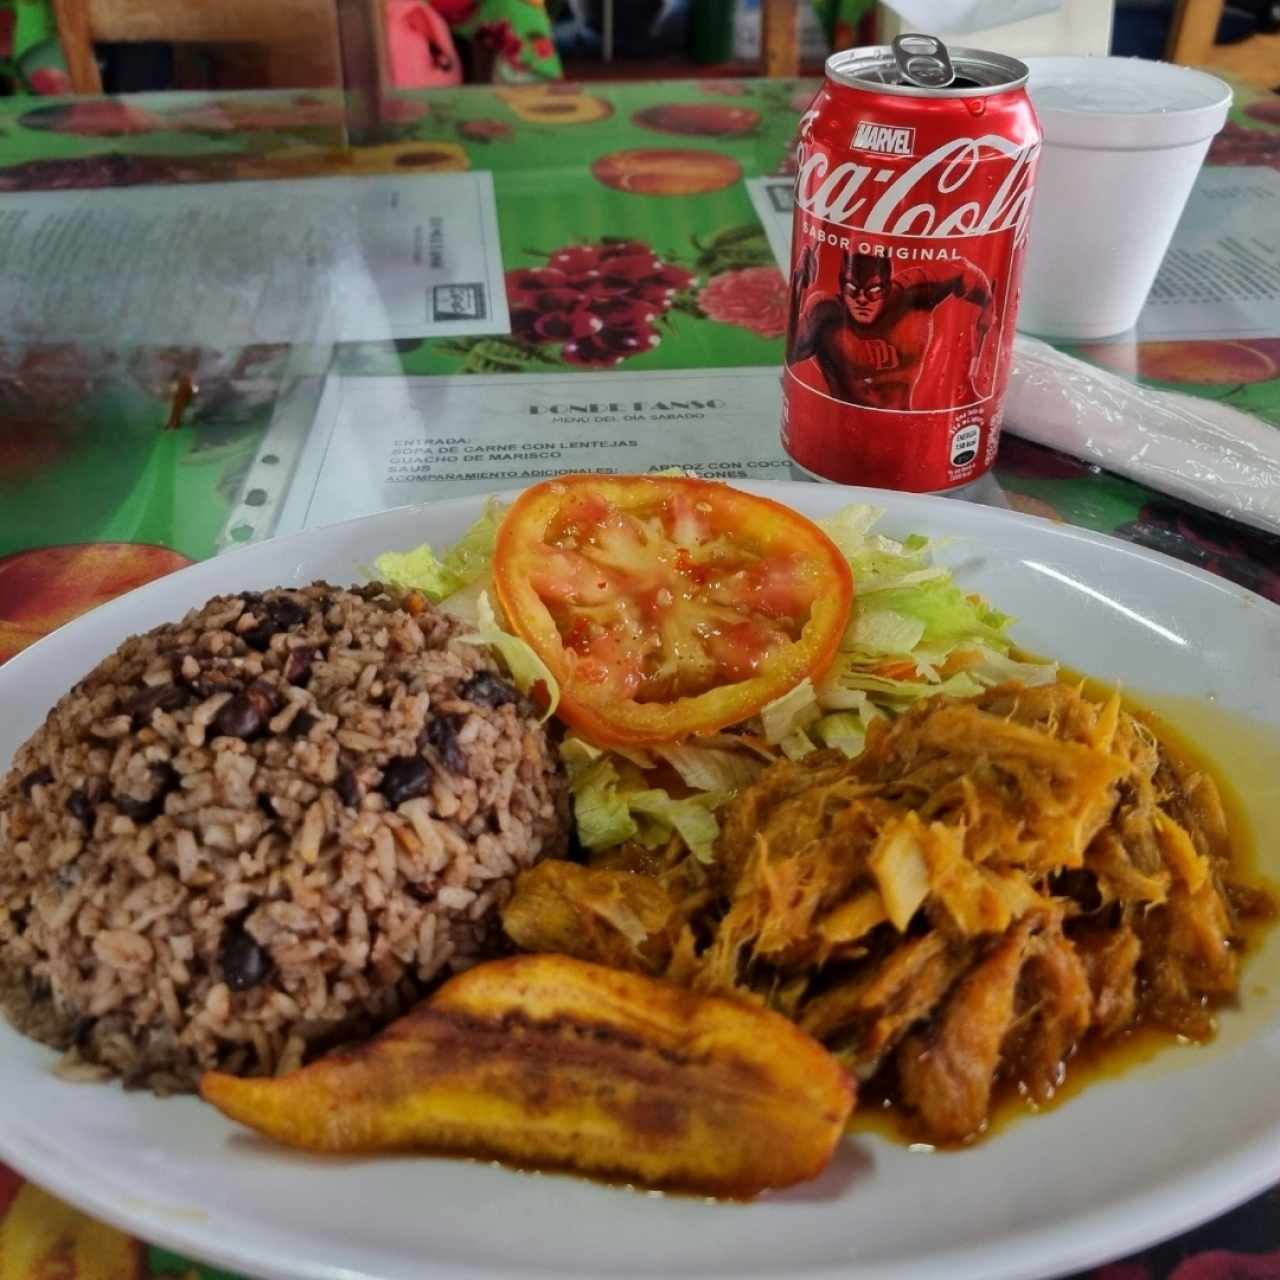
[432, 283, 487, 322]
[766, 181, 794, 213]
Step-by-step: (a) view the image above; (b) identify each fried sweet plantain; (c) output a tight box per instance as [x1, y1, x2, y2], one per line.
[201, 953, 854, 1198]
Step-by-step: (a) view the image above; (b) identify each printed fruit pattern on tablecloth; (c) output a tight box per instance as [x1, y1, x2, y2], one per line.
[0, 542, 192, 663]
[176, 93, 431, 135]
[632, 103, 761, 137]
[591, 148, 742, 196]
[506, 239, 693, 367]
[696, 266, 788, 338]
[0, 420, 67, 482]
[0, 1163, 20, 1218]
[496, 84, 612, 124]
[1245, 98, 1280, 126]
[458, 118, 514, 143]
[0, 152, 226, 193]
[0, 1181, 145, 1279]
[1207, 121, 1280, 169]
[1003, 491, 1065, 522]
[18, 92, 424, 146]
[1074, 339, 1280, 387]
[997, 433, 1098, 481]
[233, 140, 469, 179]
[18, 99, 159, 136]
[1115, 500, 1280, 606]
[1090, 1247, 1280, 1278]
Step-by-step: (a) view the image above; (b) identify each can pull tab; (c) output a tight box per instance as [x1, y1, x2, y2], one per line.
[892, 33, 955, 88]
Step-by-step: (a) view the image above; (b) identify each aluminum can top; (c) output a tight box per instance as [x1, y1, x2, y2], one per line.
[826, 35, 1029, 99]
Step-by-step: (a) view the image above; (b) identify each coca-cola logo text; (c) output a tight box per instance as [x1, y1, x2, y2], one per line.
[795, 134, 1038, 243]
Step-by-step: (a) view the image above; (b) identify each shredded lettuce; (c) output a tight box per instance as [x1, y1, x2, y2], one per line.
[560, 736, 604, 780]
[628, 789, 727, 864]
[961, 645, 1059, 688]
[654, 743, 765, 792]
[569, 756, 639, 850]
[857, 578, 1011, 652]
[561, 737, 727, 863]
[820, 507, 945, 592]
[458, 591, 560, 722]
[779, 729, 818, 761]
[821, 505, 1011, 657]
[374, 499, 505, 602]
[812, 704, 886, 759]
[760, 677, 820, 745]
[819, 660, 987, 706]
[818, 503, 883, 557]
[810, 503, 1054, 717]
[848, 606, 926, 656]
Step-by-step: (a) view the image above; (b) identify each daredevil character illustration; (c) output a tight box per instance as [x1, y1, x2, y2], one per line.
[786, 244, 996, 410]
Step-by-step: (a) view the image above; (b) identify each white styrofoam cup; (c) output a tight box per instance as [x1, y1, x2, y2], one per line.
[1017, 57, 1232, 341]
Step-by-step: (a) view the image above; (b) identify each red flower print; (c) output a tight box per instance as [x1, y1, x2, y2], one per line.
[0, 1163, 22, 1217]
[697, 267, 789, 338]
[1091, 1265, 1153, 1280]
[458, 117, 513, 142]
[1208, 121, 1280, 172]
[29, 66, 72, 95]
[0, 9, 15, 60]
[531, 35, 554, 60]
[430, 0, 477, 22]
[1170, 1248, 1280, 1279]
[477, 19, 521, 59]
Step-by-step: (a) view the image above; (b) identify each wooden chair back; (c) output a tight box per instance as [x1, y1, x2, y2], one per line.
[762, 0, 800, 78]
[1167, 0, 1280, 89]
[52, 0, 342, 93]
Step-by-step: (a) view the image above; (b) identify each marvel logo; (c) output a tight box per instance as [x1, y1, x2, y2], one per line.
[852, 120, 915, 156]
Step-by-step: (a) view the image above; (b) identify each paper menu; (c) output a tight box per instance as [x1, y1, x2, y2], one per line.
[274, 368, 797, 534]
[0, 171, 508, 347]
[1136, 166, 1280, 342]
[746, 177, 796, 273]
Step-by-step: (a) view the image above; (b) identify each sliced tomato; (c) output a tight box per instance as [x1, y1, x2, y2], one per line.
[492, 474, 853, 746]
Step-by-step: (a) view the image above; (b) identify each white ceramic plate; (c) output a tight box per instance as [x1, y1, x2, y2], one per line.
[2, 483, 1279, 1280]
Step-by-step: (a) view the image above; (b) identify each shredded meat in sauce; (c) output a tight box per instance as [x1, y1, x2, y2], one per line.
[503, 681, 1273, 1144]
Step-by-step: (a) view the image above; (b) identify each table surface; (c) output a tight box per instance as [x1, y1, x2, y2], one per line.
[0, 75, 1279, 1280]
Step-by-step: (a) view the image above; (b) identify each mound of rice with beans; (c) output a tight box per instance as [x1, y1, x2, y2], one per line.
[0, 583, 570, 1094]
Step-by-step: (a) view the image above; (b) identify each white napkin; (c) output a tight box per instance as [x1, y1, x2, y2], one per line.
[1004, 336, 1280, 537]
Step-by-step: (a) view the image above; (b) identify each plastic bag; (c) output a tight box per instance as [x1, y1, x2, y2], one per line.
[1004, 336, 1280, 537]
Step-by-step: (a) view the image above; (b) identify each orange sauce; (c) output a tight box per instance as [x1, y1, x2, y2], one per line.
[848, 675, 1280, 1150]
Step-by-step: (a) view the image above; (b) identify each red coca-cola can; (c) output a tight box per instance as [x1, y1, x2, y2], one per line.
[782, 35, 1041, 492]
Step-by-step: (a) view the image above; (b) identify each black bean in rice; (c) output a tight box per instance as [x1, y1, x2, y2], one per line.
[0, 583, 570, 1094]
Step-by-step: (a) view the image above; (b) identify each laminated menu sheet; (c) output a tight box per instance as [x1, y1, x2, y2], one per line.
[746, 176, 795, 273]
[1135, 166, 1280, 342]
[274, 368, 797, 533]
[0, 171, 509, 347]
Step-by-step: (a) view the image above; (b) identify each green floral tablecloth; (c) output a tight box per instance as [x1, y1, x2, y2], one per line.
[0, 68, 1279, 1280]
